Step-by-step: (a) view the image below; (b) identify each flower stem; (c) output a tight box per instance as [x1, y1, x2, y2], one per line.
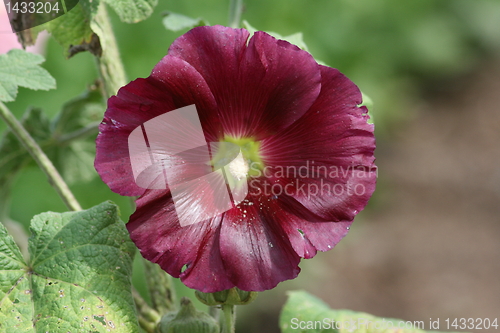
[132, 288, 161, 332]
[143, 259, 177, 314]
[221, 304, 236, 333]
[94, 3, 127, 98]
[0, 102, 82, 212]
[228, 0, 243, 28]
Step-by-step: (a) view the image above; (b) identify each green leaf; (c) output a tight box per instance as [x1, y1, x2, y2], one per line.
[241, 21, 328, 66]
[37, 0, 157, 57]
[52, 87, 103, 135]
[0, 49, 56, 102]
[0, 222, 32, 332]
[52, 140, 99, 184]
[44, 3, 97, 58]
[242, 20, 309, 51]
[0, 108, 52, 188]
[101, 0, 158, 24]
[0, 220, 26, 281]
[280, 291, 452, 333]
[360, 92, 374, 111]
[162, 12, 207, 32]
[50, 88, 104, 184]
[0, 87, 104, 186]
[359, 92, 374, 125]
[0, 201, 138, 332]
[32, 2, 100, 58]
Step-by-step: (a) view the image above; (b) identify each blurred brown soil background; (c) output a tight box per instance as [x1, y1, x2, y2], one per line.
[238, 59, 500, 332]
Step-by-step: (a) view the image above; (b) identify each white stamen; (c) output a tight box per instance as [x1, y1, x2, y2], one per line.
[228, 152, 249, 180]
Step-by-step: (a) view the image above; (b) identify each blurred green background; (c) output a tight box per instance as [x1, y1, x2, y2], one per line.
[2, 0, 500, 332]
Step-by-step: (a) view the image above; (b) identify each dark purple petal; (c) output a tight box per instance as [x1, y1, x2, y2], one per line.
[260, 66, 376, 221]
[150, 55, 221, 141]
[244, 182, 353, 259]
[277, 195, 353, 257]
[129, 191, 302, 292]
[168, 25, 322, 139]
[218, 200, 301, 291]
[127, 190, 234, 292]
[95, 78, 172, 196]
[95, 54, 220, 196]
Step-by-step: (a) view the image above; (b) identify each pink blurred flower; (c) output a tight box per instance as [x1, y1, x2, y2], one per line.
[0, 4, 47, 54]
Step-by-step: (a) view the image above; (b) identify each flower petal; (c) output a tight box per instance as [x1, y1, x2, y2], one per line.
[95, 78, 172, 196]
[95, 55, 219, 195]
[245, 185, 352, 259]
[150, 56, 221, 141]
[168, 25, 322, 139]
[278, 194, 353, 258]
[128, 191, 303, 292]
[127, 190, 234, 292]
[218, 199, 301, 291]
[260, 66, 376, 221]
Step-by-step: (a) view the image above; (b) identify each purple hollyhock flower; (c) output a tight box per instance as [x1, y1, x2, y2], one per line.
[95, 25, 376, 292]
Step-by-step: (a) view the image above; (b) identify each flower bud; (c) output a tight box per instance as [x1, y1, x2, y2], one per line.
[195, 287, 258, 306]
[157, 297, 219, 333]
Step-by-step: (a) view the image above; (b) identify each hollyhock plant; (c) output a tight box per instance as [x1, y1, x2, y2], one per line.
[95, 25, 376, 293]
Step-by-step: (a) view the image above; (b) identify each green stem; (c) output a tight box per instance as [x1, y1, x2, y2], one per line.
[0, 102, 82, 212]
[93, 3, 127, 98]
[143, 259, 177, 314]
[221, 304, 236, 333]
[132, 288, 161, 332]
[137, 316, 156, 333]
[228, 0, 243, 28]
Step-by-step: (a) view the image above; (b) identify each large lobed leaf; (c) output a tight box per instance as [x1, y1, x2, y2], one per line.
[280, 291, 456, 333]
[0, 50, 56, 102]
[0, 201, 138, 332]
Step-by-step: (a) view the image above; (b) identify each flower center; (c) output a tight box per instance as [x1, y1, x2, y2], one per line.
[228, 154, 249, 180]
[211, 136, 263, 179]
[224, 136, 264, 178]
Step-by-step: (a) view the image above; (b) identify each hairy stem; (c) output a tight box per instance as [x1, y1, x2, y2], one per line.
[144, 260, 177, 314]
[221, 304, 236, 333]
[0, 102, 82, 212]
[132, 288, 161, 332]
[228, 0, 243, 28]
[94, 3, 127, 98]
